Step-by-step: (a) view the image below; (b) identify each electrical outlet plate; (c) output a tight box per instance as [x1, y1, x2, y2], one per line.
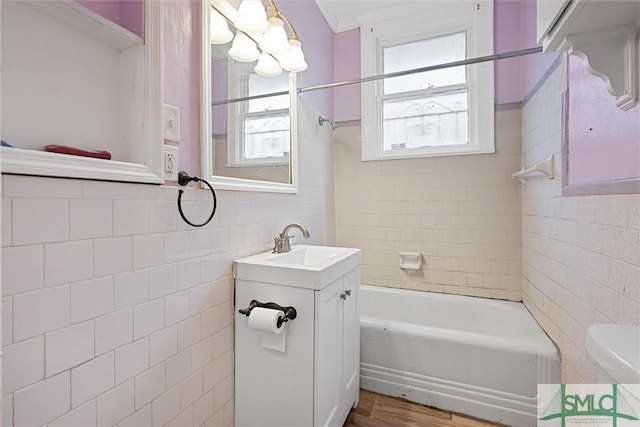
[163, 103, 181, 143]
[163, 145, 178, 181]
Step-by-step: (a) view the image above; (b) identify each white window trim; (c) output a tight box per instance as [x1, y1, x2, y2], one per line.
[360, 1, 494, 161]
[226, 61, 290, 168]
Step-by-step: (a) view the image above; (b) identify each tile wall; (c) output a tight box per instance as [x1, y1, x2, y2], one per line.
[0, 101, 335, 426]
[520, 60, 640, 382]
[334, 110, 523, 301]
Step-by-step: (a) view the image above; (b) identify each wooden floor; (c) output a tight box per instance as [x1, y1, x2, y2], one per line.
[344, 390, 505, 427]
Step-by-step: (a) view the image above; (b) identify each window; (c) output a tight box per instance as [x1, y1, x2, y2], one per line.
[227, 65, 290, 167]
[361, 1, 494, 160]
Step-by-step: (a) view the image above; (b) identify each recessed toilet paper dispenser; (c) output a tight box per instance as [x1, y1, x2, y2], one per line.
[239, 300, 297, 328]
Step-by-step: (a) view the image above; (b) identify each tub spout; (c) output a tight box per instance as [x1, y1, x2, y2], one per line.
[273, 223, 310, 253]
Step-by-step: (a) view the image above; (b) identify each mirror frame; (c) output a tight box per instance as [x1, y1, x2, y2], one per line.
[200, 1, 299, 193]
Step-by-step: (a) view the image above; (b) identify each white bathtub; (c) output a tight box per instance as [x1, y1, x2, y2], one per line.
[360, 285, 560, 426]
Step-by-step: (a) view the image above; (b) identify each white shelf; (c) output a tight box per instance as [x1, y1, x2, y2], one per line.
[26, 0, 143, 51]
[541, 0, 640, 110]
[1, 147, 163, 184]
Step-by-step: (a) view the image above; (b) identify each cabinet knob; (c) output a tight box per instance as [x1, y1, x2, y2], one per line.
[345, 289, 351, 297]
[340, 293, 346, 300]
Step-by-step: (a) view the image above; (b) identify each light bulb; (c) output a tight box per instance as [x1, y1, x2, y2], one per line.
[259, 16, 290, 55]
[255, 53, 283, 77]
[210, 8, 233, 44]
[279, 39, 308, 72]
[235, 0, 269, 33]
[228, 31, 260, 62]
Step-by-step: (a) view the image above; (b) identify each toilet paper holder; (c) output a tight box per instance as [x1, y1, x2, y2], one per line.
[239, 300, 297, 327]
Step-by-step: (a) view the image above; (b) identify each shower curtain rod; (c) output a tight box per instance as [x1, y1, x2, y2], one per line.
[212, 46, 543, 106]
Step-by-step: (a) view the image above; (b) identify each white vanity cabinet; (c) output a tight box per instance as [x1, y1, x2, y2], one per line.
[234, 245, 361, 427]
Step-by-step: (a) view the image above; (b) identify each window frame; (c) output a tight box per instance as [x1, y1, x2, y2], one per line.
[360, 1, 495, 161]
[226, 61, 291, 168]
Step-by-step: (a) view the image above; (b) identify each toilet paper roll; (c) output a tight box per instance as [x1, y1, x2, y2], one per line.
[248, 307, 285, 335]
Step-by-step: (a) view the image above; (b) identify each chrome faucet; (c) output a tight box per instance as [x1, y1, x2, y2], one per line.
[273, 223, 310, 253]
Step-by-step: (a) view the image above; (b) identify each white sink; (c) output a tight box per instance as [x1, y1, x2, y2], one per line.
[586, 324, 640, 384]
[234, 244, 361, 290]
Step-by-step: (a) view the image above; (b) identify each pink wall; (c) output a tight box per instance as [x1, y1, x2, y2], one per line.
[520, 0, 559, 99]
[163, 1, 201, 176]
[76, 0, 144, 38]
[334, 29, 361, 122]
[332, 0, 560, 122]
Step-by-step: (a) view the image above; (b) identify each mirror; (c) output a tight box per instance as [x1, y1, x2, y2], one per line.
[201, 2, 298, 193]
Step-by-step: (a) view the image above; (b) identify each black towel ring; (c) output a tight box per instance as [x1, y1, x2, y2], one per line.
[177, 171, 217, 228]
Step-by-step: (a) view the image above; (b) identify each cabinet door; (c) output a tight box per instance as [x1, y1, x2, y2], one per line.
[342, 269, 360, 406]
[314, 278, 343, 427]
[537, 0, 570, 43]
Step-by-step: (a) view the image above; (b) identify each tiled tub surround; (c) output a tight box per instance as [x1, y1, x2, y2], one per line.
[520, 61, 640, 383]
[334, 110, 523, 301]
[1, 179, 332, 425]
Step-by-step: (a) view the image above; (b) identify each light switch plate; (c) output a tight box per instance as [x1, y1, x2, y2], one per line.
[163, 103, 181, 143]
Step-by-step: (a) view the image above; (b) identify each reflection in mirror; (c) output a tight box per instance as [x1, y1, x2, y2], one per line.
[212, 44, 291, 184]
[202, 1, 299, 193]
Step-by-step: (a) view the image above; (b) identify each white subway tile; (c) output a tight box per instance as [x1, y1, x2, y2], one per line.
[212, 326, 233, 359]
[3, 175, 81, 199]
[14, 371, 70, 426]
[71, 352, 115, 408]
[147, 201, 177, 233]
[44, 240, 93, 287]
[82, 180, 138, 200]
[117, 404, 151, 427]
[114, 200, 148, 236]
[193, 390, 215, 427]
[178, 315, 201, 352]
[97, 379, 135, 427]
[70, 276, 114, 324]
[165, 291, 191, 326]
[148, 263, 177, 300]
[3, 296, 12, 345]
[2, 395, 13, 427]
[204, 408, 224, 427]
[164, 231, 190, 263]
[200, 254, 223, 283]
[2, 245, 43, 295]
[3, 335, 44, 394]
[2, 198, 12, 246]
[151, 385, 181, 426]
[133, 299, 164, 340]
[149, 325, 178, 366]
[166, 350, 192, 389]
[212, 277, 233, 306]
[192, 337, 213, 373]
[13, 198, 69, 245]
[49, 399, 96, 427]
[222, 395, 234, 426]
[94, 237, 132, 277]
[214, 375, 233, 411]
[167, 407, 194, 427]
[13, 286, 69, 341]
[70, 199, 113, 240]
[180, 371, 203, 410]
[189, 229, 211, 257]
[114, 269, 149, 310]
[134, 362, 166, 410]
[133, 234, 164, 269]
[115, 338, 149, 385]
[95, 308, 134, 355]
[211, 227, 230, 253]
[46, 321, 94, 376]
[201, 306, 222, 338]
[203, 358, 222, 393]
[190, 283, 212, 315]
[176, 258, 201, 291]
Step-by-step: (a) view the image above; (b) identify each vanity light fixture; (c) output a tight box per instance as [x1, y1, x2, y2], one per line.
[210, 0, 308, 76]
